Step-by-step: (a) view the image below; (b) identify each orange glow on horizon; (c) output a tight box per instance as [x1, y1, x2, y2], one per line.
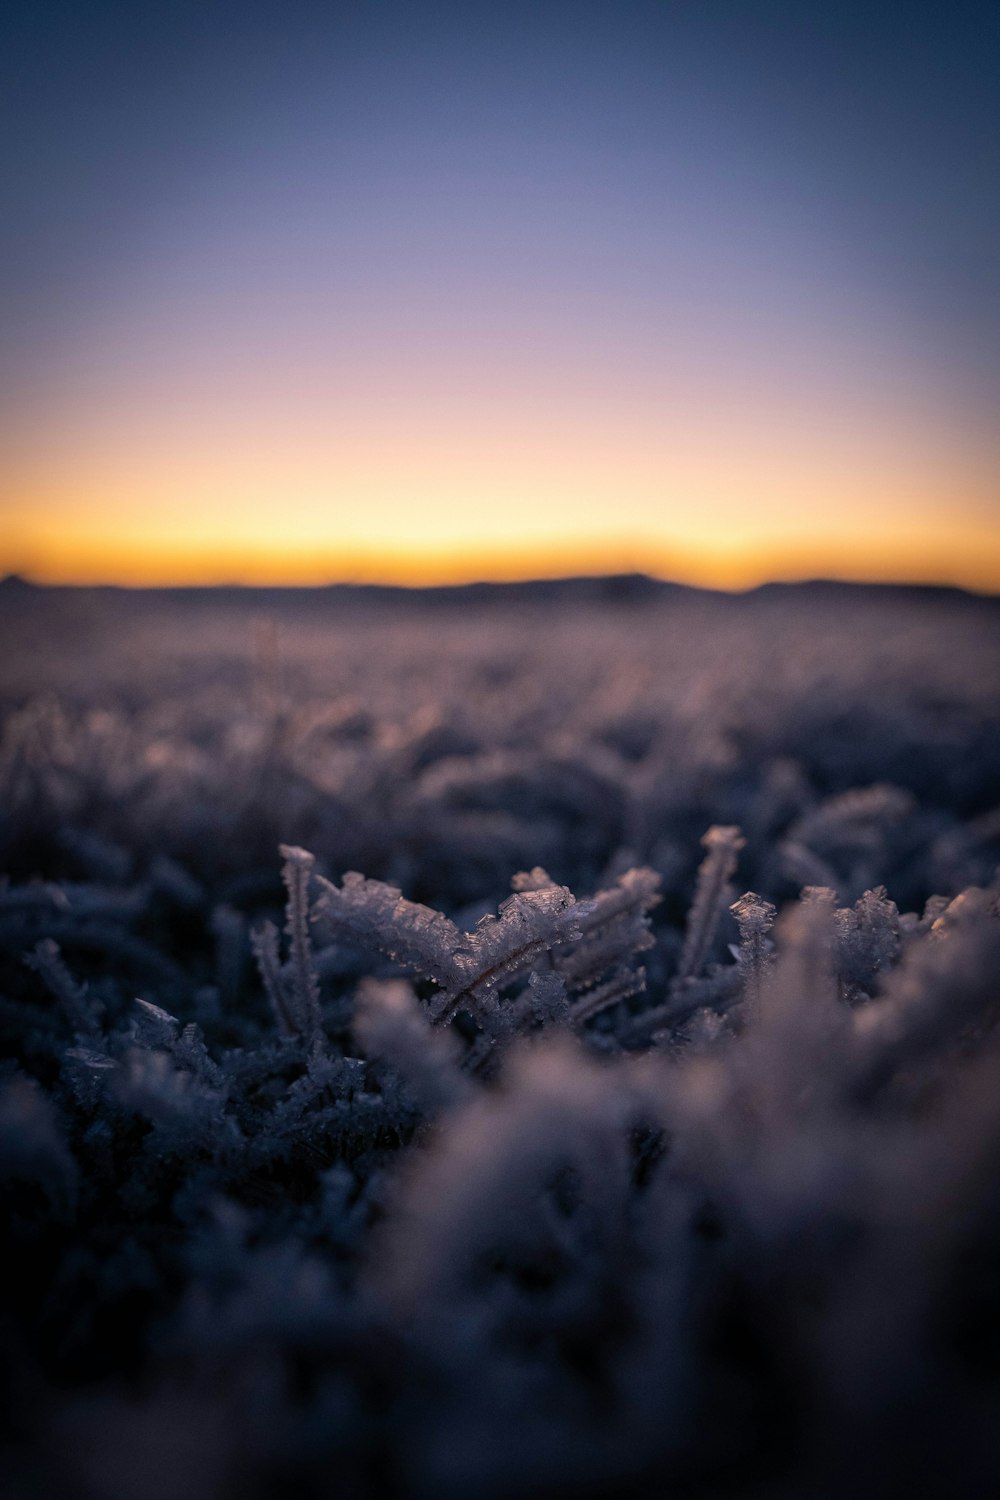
[5, 208, 999, 601]
[6, 525, 1000, 595]
[4, 367, 999, 594]
[4, 288, 998, 598]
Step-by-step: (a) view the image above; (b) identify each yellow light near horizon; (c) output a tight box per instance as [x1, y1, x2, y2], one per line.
[3, 330, 998, 593]
[6, 495, 1000, 594]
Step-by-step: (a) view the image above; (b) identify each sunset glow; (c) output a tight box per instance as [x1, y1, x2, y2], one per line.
[2, 2, 998, 591]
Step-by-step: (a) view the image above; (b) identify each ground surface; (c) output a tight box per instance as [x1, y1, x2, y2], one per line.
[1, 578, 999, 1499]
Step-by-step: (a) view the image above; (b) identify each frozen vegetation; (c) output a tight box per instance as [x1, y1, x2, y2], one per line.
[1, 576, 999, 1498]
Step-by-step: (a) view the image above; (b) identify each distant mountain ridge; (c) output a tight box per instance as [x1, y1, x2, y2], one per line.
[0, 571, 995, 607]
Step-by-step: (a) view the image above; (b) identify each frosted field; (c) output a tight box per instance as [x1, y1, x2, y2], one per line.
[2, 578, 999, 1499]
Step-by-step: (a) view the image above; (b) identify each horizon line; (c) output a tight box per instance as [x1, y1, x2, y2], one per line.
[3, 568, 998, 601]
[6, 528, 1000, 596]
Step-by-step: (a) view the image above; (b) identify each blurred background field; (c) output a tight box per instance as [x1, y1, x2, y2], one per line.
[3, 576, 998, 914]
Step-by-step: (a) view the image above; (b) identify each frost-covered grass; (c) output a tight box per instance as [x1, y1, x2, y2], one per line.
[1, 580, 999, 1498]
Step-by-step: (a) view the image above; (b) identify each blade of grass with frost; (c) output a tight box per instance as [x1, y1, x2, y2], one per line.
[618, 967, 743, 1047]
[251, 918, 295, 1037]
[279, 845, 323, 1041]
[4, 914, 185, 989]
[833, 887, 900, 998]
[313, 860, 660, 1036]
[678, 826, 745, 981]
[311, 871, 470, 992]
[852, 890, 1000, 1101]
[569, 964, 647, 1028]
[430, 880, 590, 1026]
[131, 999, 225, 1092]
[24, 938, 99, 1035]
[313, 865, 588, 1027]
[555, 867, 661, 993]
[730, 892, 777, 1020]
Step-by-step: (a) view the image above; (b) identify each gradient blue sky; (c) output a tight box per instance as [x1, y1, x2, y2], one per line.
[2, 1, 998, 586]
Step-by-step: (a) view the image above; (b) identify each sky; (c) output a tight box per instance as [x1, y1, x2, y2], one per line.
[2, 0, 998, 590]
